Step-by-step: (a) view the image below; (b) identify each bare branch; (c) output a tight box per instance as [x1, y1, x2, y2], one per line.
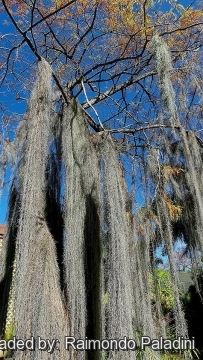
[83, 71, 157, 109]
[26, 0, 77, 34]
[104, 123, 181, 134]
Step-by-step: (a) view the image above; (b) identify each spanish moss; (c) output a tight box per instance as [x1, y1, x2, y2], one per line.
[62, 100, 102, 360]
[152, 35, 177, 124]
[100, 135, 135, 360]
[0, 39, 202, 360]
[11, 59, 67, 359]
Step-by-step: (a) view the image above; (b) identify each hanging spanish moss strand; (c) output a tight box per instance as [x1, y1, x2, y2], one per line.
[45, 115, 64, 290]
[17, 220, 68, 360]
[152, 34, 191, 337]
[152, 35, 178, 125]
[4, 257, 16, 343]
[0, 114, 27, 201]
[0, 226, 7, 283]
[140, 223, 158, 339]
[134, 239, 155, 335]
[156, 200, 188, 337]
[0, 185, 18, 338]
[128, 166, 158, 343]
[180, 128, 203, 252]
[11, 58, 68, 360]
[133, 213, 164, 354]
[162, 130, 203, 286]
[162, 133, 203, 263]
[133, 238, 162, 360]
[150, 240, 167, 339]
[100, 135, 135, 360]
[62, 99, 102, 360]
[4, 189, 19, 343]
[0, 139, 13, 201]
[0, 120, 27, 284]
[144, 142, 187, 338]
[147, 142, 173, 338]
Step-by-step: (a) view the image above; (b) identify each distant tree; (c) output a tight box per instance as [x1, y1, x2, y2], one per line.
[162, 247, 192, 272]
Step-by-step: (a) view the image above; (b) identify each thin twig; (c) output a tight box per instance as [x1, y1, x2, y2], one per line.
[105, 123, 181, 134]
[81, 78, 104, 130]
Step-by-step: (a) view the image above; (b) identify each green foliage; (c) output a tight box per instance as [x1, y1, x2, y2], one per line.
[161, 348, 200, 360]
[151, 269, 174, 312]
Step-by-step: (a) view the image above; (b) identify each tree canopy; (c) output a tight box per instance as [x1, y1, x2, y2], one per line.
[0, 1, 203, 359]
[0, 0, 203, 132]
[0, 0, 203, 209]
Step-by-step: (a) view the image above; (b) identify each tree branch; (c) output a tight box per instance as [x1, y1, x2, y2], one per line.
[161, 22, 203, 36]
[25, 0, 77, 34]
[103, 123, 181, 134]
[83, 71, 157, 109]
